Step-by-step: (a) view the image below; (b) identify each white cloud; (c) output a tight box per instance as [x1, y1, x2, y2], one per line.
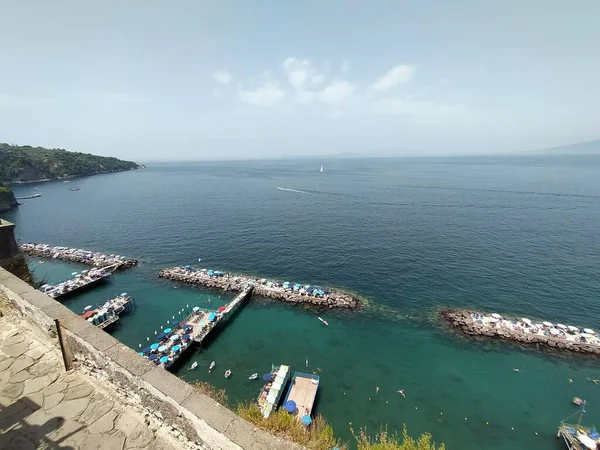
[213, 71, 233, 85]
[370, 64, 415, 91]
[283, 57, 325, 91]
[318, 80, 357, 105]
[341, 60, 350, 74]
[369, 97, 468, 118]
[238, 82, 286, 107]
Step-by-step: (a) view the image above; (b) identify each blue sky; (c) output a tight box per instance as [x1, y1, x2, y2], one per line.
[1, 1, 599, 160]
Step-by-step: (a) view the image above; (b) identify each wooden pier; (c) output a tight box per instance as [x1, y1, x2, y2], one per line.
[283, 372, 320, 422]
[41, 265, 117, 300]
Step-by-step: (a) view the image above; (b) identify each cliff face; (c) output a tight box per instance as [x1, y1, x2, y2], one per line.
[0, 183, 18, 212]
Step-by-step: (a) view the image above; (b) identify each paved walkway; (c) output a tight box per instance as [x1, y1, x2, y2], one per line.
[0, 299, 193, 450]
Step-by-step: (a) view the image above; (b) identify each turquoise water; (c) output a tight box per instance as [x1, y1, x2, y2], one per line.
[5, 154, 600, 449]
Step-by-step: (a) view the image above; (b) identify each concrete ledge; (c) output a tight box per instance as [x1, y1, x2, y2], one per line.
[182, 392, 237, 433]
[76, 324, 120, 353]
[0, 270, 33, 295]
[20, 289, 57, 309]
[142, 366, 194, 405]
[104, 343, 155, 377]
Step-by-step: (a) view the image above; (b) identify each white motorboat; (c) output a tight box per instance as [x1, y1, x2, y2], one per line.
[249, 373, 258, 380]
[209, 361, 215, 372]
[318, 317, 329, 326]
[225, 369, 231, 378]
[189, 361, 198, 371]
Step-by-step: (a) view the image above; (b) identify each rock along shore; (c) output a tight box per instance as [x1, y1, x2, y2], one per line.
[442, 309, 600, 356]
[21, 243, 138, 270]
[158, 267, 360, 309]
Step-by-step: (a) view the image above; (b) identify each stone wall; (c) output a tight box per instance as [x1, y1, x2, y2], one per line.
[0, 219, 31, 283]
[0, 267, 303, 450]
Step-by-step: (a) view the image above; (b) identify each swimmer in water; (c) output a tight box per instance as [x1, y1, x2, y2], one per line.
[569, 379, 573, 383]
[376, 386, 380, 394]
[397, 389, 405, 398]
[513, 368, 520, 372]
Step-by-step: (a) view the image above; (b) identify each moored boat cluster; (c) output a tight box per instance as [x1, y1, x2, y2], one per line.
[157, 266, 360, 309]
[21, 243, 138, 269]
[442, 309, 600, 355]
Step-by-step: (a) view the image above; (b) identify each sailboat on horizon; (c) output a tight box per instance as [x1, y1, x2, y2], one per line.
[319, 165, 324, 173]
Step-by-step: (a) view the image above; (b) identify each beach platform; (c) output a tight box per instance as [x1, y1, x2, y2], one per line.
[40, 266, 116, 300]
[283, 372, 320, 422]
[82, 294, 136, 330]
[21, 243, 138, 270]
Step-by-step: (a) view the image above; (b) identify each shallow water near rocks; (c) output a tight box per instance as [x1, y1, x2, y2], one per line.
[6, 154, 600, 449]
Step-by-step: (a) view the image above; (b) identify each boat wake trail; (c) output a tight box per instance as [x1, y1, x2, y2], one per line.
[276, 187, 314, 195]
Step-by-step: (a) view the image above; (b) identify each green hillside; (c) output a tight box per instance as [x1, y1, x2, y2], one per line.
[0, 143, 140, 183]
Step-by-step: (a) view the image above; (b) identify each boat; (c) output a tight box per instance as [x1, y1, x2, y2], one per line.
[257, 364, 291, 419]
[189, 361, 198, 371]
[69, 187, 80, 191]
[558, 400, 600, 449]
[283, 372, 320, 424]
[318, 317, 328, 326]
[225, 369, 231, 378]
[319, 165, 324, 173]
[249, 373, 258, 380]
[209, 361, 215, 372]
[574, 397, 584, 406]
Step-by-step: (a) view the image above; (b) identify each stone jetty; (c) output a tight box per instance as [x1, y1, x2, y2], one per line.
[158, 266, 360, 309]
[21, 243, 138, 269]
[442, 309, 600, 356]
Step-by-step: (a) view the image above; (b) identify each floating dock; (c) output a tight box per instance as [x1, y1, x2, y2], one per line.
[443, 309, 600, 356]
[158, 266, 359, 309]
[142, 284, 254, 370]
[39, 265, 116, 299]
[21, 243, 138, 269]
[282, 372, 320, 424]
[81, 294, 136, 330]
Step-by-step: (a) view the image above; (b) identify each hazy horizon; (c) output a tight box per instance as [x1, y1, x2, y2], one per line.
[1, 1, 599, 161]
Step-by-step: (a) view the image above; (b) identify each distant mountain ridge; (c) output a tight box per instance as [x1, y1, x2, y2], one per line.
[538, 139, 600, 154]
[0, 143, 141, 183]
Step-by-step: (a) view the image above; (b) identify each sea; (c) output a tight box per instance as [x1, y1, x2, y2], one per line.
[5, 153, 600, 450]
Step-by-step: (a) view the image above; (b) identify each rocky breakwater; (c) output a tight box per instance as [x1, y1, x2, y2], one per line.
[21, 243, 138, 269]
[442, 309, 600, 356]
[158, 267, 360, 309]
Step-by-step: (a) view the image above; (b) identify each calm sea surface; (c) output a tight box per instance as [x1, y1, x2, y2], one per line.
[5, 154, 600, 449]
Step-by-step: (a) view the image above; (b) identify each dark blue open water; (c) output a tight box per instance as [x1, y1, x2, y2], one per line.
[5, 154, 600, 449]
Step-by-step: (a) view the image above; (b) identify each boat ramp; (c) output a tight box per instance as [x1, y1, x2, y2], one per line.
[158, 266, 359, 309]
[81, 294, 136, 330]
[39, 265, 116, 299]
[141, 284, 254, 370]
[443, 309, 600, 356]
[21, 243, 138, 269]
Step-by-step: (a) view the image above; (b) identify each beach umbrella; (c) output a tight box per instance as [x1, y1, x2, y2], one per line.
[262, 373, 272, 381]
[164, 328, 172, 334]
[284, 400, 296, 413]
[549, 328, 560, 335]
[208, 313, 217, 321]
[121, 293, 127, 296]
[148, 354, 158, 361]
[172, 321, 179, 327]
[491, 313, 502, 319]
[159, 356, 169, 364]
[169, 335, 180, 341]
[301, 415, 312, 426]
[158, 345, 168, 353]
[557, 324, 567, 329]
[521, 318, 532, 325]
[568, 326, 579, 332]
[150, 343, 160, 350]
[199, 322, 206, 327]
[193, 307, 200, 313]
[157, 333, 166, 340]
[218, 306, 226, 313]
[71, 272, 78, 276]
[584, 328, 595, 335]
[542, 321, 553, 327]
[183, 334, 191, 341]
[172, 345, 181, 352]
[138, 352, 144, 356]
[488, 317, 498, 323]
[143, 347, 152, 354]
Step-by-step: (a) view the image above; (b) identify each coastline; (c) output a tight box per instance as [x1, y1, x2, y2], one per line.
[442, 309, 600, 356]
[158, 266, 360, 309]
[4, 166, 143, 185]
